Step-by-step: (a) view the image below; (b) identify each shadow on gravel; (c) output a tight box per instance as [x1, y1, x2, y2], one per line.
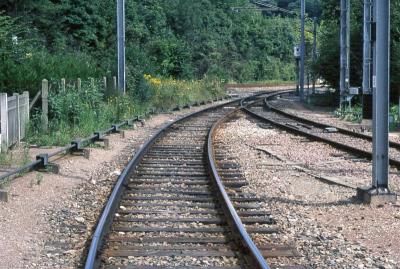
[262, 196, 361, 207]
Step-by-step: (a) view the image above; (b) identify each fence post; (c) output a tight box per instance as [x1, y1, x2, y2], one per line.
[22, 91, 29, 141]
[113, 76, 117, 92]
[61, 78, 66, 92]
[0, 93, 8, 152]
[14, 93, 21, 144]
[77, 78, 82, 91]
[42, 79, 49, 133]
[103, 76, 107, 91]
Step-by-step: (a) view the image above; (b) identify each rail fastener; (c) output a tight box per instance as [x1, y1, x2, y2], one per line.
[35, 153, 60, 174]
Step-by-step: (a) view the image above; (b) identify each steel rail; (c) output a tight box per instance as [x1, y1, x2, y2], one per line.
[266, 92, 400, 149]
[206, 96, 279, 269]
[84, 92, 269, 269]
[241, 92, 400, 168]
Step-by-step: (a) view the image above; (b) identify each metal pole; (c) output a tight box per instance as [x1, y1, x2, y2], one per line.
[363, 0, 372, 95]
[117, 0, 126, 94]
[299, 0, 305, 100]
[372, 0, 390, 189]
[296, 59, 299, 95]
[371, 0, 378, 184]
[312, 17, 317, 94]
[340, 0, 350, 108]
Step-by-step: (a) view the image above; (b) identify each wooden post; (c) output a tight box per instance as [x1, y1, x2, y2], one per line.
[0, 93, 8, 152]
[14, 93, 20, 144]
[103, 76, 107, 91]
[61, 78, 66, 92]
[22, 91, 29, 140]
[113, 76, 117, 92]
[77, 78, 82, 91]
[42, 79, 49, 133]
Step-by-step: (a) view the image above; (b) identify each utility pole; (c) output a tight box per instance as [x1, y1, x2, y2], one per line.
[299, 0, 305, 100]
[117, 0, 126, 94]
[358, 0, 397, 204]
[312, 17, 317, 94]
[373, 0, 390, 190]
[340, 0, 350, 109]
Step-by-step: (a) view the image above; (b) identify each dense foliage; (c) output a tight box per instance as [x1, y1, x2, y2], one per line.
[0, 0, 319, 94]
[316, 0, 400, 97]
[2, 0, 351, 145]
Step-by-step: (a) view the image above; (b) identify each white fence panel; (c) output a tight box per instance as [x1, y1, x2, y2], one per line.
[0, 92, 29, 152]
[8, 95, 18, 146]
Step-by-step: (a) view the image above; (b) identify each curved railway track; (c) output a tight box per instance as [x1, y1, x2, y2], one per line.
[242, 91, 400, 168]
[84, 92, 305, 269]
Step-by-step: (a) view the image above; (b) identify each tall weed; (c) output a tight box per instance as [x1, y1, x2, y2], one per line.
[28, 76, 225, 146]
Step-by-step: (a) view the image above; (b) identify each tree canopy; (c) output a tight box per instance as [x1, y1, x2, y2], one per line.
[315, 0, 400, 97]
[0, 0, 319, 93]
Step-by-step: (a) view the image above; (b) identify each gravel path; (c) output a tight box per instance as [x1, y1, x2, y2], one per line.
[215, 112, 400, 269]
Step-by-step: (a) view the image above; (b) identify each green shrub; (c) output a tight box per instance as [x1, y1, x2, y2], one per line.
[334, 105, 362, 123]
[28, 76, 225, 146]
[141, 74, 225, 111]
[0, 13, 101, 94]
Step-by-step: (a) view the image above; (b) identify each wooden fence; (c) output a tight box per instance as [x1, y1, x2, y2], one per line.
[0, 92, 30, 152]
[0, 76, 116, 152]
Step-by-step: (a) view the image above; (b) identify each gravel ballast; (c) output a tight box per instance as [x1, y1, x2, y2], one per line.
[215, 112, 400, 269]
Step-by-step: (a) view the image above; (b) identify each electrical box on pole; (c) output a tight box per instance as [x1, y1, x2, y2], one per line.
[294, 46, 301, 58]
[357, 0, 397, 204]
[362, 0, 373, 120]
[363, 0, 372, 95]
[117, 0, 126, 94]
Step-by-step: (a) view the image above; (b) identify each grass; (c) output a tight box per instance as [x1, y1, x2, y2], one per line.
[0, 145, 31, 189]
[29, 172, 43, 188]
[334, 105, 363, 123]
[0, 145, 31, 167]
[26, 77, 226, 147]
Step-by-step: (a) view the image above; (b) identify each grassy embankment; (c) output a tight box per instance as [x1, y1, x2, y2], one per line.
[27, 75, 225, 146]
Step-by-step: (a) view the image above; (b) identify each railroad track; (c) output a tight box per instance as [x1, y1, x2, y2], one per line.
[84, 92, 305, 269]
[242, 91, 400, 168]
